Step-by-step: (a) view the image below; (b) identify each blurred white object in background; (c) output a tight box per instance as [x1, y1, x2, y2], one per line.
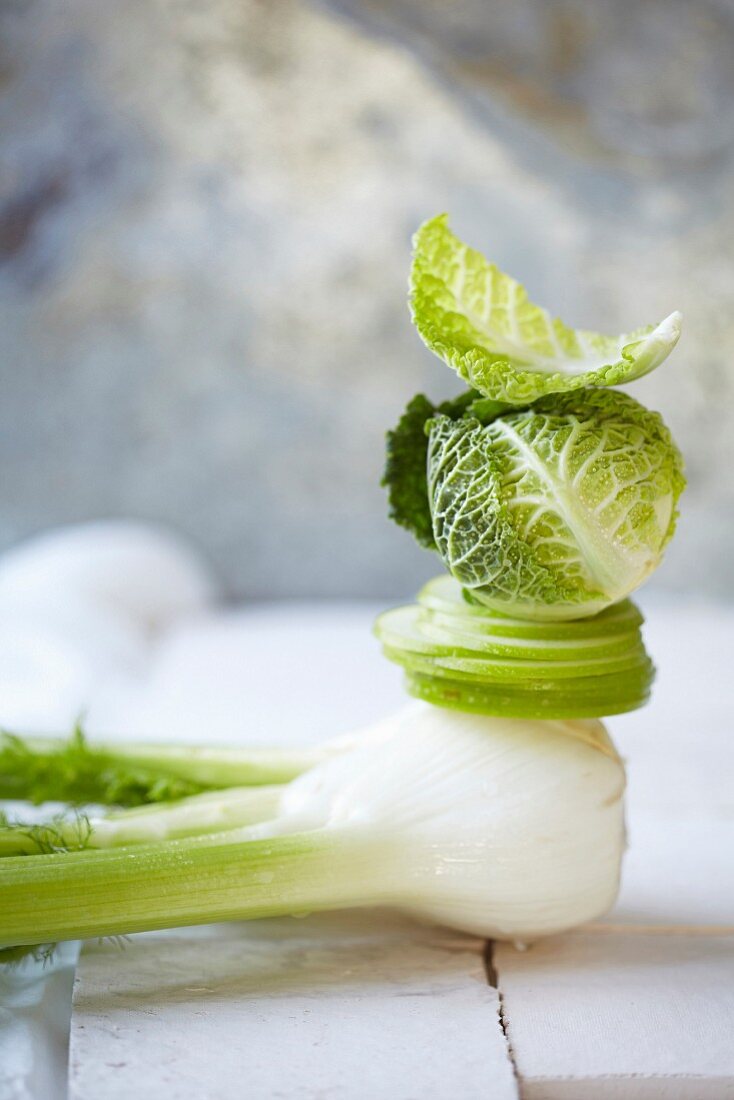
[0, 522, 218, 632]
[0, 521, 219, 732]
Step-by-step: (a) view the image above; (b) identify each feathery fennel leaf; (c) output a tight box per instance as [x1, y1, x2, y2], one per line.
[0, 726, 207, 807]
[411, 214, 682, 405]
[0, 809, 92, 857]
[0, 942, 60, 968]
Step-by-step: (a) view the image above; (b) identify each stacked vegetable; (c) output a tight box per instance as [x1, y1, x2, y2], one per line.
[0, 217, 684, 958]
[376, 579, 653, 718]
[379, 214, 684, 717]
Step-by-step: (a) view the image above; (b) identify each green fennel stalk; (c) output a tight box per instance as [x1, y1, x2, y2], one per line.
[0, 827, 381, 949]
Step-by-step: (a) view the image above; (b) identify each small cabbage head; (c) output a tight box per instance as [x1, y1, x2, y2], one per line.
[427, 389, 685, 620]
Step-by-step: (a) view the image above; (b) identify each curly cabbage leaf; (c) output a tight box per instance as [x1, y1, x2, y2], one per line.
[383, 394, 438, 549]
[427, 389, 685, 620]
[382, 389, 508, 549]
[411, 215, 682, 405]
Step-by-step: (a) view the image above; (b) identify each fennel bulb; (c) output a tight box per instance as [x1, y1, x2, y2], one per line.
[0, 705, 625, 949]
[272, 704, 626, 938]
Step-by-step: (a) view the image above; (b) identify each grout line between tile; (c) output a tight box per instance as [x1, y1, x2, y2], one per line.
[484, 940, 523, 1100]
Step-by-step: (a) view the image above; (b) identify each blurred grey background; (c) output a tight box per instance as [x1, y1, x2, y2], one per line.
[1, 0, 732, 601]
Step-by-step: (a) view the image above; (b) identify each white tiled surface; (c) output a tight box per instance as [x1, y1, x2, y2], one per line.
[70, 917, 516, 1100]
[0, 525, 732, 1100]
[495, 932, 734, 1099]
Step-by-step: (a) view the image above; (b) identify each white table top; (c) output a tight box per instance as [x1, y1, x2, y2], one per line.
[1, 527, 732, 1099]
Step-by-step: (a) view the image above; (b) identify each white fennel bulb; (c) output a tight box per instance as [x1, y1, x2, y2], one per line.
[275, 703, 626, 940]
